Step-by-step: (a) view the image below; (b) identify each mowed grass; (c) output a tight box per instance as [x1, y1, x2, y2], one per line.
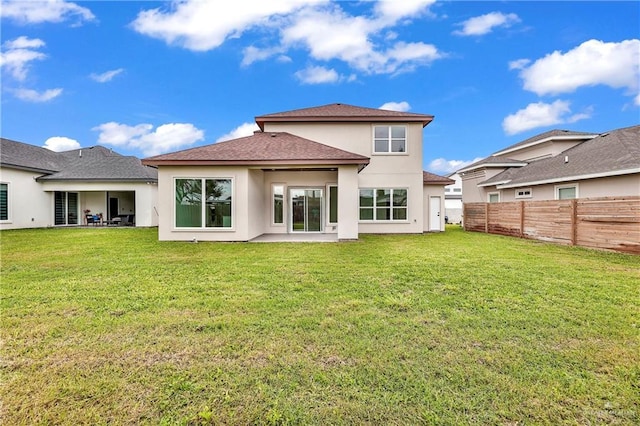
[1, 227, 638, 425]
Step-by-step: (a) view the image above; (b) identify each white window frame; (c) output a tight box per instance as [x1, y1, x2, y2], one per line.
[0, 182, 9, 222]
[555, 183, 579, 200]
[515, 188, 532, 199]
[271, 183, 285, 226]
[326, 183, 338, 225]
[174, 177, 234, 230]
[359, 187, 408, 222]
[372, 125, 407, 154]
[488, 192, 500, 203]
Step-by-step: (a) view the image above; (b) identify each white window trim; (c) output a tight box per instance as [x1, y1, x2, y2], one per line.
[372, 125, 408, 155]
[326, 183, 338, 225]
[359, 187, 409, 222]
[555, 183, 579, 200]
[271, 183, 285, 226]
[0, 181, 10, 223]
[515, 188, 532, 199]
[173, 177, 235, 231]
[488, 192, 500, 203]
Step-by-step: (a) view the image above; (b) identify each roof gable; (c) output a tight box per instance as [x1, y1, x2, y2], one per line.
[143, 131, 370, 168]
[255, 103, 434, 130]
[493, 129, 598, 157]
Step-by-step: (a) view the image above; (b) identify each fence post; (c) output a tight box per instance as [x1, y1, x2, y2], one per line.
[571, 199, 577, 246]
[484, 203, 489, 234]
[520, 201, 525, 238]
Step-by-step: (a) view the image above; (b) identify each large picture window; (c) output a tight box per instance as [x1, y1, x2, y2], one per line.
[359, 188, 407, 221]
[0, 183, 7, 221]
[374, 126, 406, 153]
[175, 178, 232, 228]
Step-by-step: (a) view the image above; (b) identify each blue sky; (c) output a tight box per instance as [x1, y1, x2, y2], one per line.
[1, 0, 638, 174]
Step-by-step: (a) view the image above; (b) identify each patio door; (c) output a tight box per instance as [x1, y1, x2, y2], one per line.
[290, 188, 323, 232]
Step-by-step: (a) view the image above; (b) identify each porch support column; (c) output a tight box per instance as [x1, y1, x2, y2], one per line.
[337, 165, 359, 240]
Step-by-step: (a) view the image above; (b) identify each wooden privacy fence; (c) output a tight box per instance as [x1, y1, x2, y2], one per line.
[463, 196, 640, 254]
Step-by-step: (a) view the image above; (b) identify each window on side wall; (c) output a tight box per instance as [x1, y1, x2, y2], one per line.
[0, 183, 8, 221]
[175, 178, 233, 228]
[273, 184, 284, 225]
[515, 188, 532, 199]
[328, 184, 338, 224]
[556, 184, 578, 200]
[373, 125, 406, 153]
[488, 192, 500, 203]
[359, 188, 407, 221]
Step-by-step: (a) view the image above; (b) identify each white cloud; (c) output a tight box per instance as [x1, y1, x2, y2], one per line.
[281, 6, 443, 75]
[428, 157, 484, 174]
[379, 101, 410, 112]
[13, 88, 63, 102]
[133, 0, 443, 78]
[453, 12, 520, 36]
[0, 36, 46, 81]
[295, 65, 340, 84]
[515, 39, 640, 100]
[216, 122, 261, 142]
[131, 1, 317, 52]
[90, 68, 124, 83]
[93, 122, 205, 157]
[508, 58, 530, 70]
[1, 0, 95, 25]
[502, 100, 591, 135]
[43, 136, 81, 152]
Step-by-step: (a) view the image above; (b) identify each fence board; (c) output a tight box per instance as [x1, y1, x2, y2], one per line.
[463, 196, 640, 254]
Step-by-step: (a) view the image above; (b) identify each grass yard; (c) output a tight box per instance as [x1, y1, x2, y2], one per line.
[1, 226, 638, 425]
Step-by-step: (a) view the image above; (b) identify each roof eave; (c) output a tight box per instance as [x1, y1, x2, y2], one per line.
[493, 134, 599, 157]
[496, 168, 640, 189]
[141, 158, 369, 167]
[255, 115, 434, 130]
[457, 162, 527, 174]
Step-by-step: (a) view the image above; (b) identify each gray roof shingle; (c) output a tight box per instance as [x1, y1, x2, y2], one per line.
[1, 138, 157, 181]
[492, 129, 598, 156]
[482, 125, 640, 187]
[423, 171, 455, 185]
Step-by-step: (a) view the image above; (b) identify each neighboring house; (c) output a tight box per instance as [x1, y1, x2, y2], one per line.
[458, 126, 640, 203]
[443, 172, 462, 224]
[0, 138, 158, 229]
[142, 103, 453, 241]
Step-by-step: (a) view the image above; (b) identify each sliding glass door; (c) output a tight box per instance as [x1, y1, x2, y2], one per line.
[290, 188, 323, 232]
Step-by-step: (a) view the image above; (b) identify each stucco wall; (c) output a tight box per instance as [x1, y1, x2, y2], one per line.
[263, 122, 426, 234]
[0, 167, 52, 229]
[498, 174, 640, 202]
[503, 140, 583, 161]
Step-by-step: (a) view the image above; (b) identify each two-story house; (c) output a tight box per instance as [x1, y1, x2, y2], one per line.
[142, 103, 453, 241]
[458, 126, 640, 204]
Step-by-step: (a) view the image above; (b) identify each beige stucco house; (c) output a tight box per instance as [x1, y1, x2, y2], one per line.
[458, 125, 640, 203]
[143, 103, 453, 241]
[0, 138, 158, 230]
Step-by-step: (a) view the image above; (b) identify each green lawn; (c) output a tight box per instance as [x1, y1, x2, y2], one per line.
[1, 226, 638, 425]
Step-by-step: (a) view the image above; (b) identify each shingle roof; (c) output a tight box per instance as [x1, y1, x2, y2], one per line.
[493, 129, 598, 156]
[457, 155, 528, 173]
[423, 171, 455, 185]
[483, 125, 640, 188]
[255, 103, 434, 130]
[1, 138, 157, 181]
[1, 137, 62, 173]
[142, 131, 370, 168]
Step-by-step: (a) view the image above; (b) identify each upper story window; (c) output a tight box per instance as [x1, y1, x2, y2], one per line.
[374, 126, 406, 153]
